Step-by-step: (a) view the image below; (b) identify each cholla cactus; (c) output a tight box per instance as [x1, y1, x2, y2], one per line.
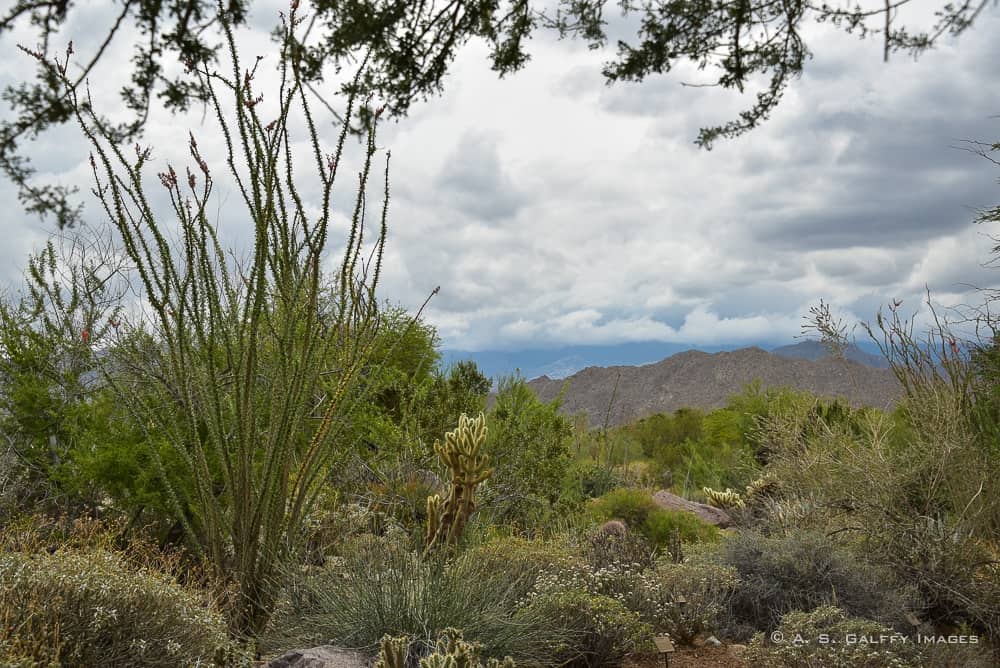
[421, 629, 477, 668]
[743, 471, 780, 504]
[376, 629, 515, 668]
[702, 486, 745, 510]
[705, 473, 780, 511]
[376, 634, 409, 668]
[424, 413, 493, 554]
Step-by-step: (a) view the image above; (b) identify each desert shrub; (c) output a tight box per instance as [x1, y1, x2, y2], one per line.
[0, 237, 127, 518]
[269, 530, 572, 663]
[635, 405, 761, 498]
[0, 548, 233, 667]
[761, 376, 1000, 637]
[969, 333, 1000, 457]
[460, 535, 590, 586]
[582, 526, 657, 572]
[516, 589, 652, 668]
[715, 530, 921, 640]
[590, 488, 657, 530]
[579, 547, 737, 646]
[590, 489, 718, 548]
[642, 509, 719, 546]
[298, 492, 416, 565]
[744, 606, 922, 668]
[778, 297, 1000, 638]
[642, 554, 740, 644]
[482, 375, 575, 528]
[574, 462, 624, 499]
[620, 409, 705, 464]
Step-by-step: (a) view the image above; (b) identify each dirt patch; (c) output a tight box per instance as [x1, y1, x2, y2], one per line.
[626, 647, 747, 668]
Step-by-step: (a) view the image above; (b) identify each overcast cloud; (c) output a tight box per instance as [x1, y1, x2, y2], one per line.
[1, 1, 998, 352]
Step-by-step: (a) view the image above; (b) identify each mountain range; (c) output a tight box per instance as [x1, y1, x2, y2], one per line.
[523, 345, 902, 427]
[443, 338, 890, 383]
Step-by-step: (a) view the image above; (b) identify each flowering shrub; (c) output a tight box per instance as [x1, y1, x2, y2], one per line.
[0, 548, 233, 667]
[582, 526, 657, 572]
[517, 589, 652, 668]
[591, 557, 736, 645]
[744, 606, 922, 668]
[635, 558, 739, 644]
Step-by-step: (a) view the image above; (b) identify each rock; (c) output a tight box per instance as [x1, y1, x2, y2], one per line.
[652, 490, 732, 528]
[727, 644, 748, 660]
[265, 647, 370, 668]
[706, 635, 722, 647]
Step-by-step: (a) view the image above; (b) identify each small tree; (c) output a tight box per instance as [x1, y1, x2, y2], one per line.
[483, 374, 573, 527]
[0, 231, 128, 514]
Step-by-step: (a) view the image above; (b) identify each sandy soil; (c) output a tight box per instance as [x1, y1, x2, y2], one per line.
[625, 646, 747, 668]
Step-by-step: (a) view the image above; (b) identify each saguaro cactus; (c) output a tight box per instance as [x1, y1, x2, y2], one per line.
[424, 413, 492, 555]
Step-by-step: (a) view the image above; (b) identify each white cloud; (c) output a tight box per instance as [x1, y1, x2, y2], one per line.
[1, 3, 998, 353]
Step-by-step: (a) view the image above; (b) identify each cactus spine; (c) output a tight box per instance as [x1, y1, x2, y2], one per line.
[424, 413, 492, 555]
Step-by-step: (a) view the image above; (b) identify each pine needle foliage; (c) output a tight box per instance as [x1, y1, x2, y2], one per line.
[24, 2, 404, 639]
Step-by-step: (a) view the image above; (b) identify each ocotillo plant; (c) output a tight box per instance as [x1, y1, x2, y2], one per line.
[22, 1, 417, 639]
[424, 413, 492, 555]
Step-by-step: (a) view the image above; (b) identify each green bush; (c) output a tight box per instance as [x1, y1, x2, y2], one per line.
[482, 375, 575, 528]
[714, 530, 921, 640]
[624, 409, 704, 458]
[573, 462, 624, 499]
[590, 489, 718, 547]
[642, 509, 719, 546]
[589, 488, 658, 530]
[0, 548, 232, 667]
[517, 589, 652, 668]
[744, 606, 922, 668]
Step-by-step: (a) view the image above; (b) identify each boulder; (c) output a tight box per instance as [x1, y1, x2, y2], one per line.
[652, 490, 732, 528]
[265, 647, 370, 668]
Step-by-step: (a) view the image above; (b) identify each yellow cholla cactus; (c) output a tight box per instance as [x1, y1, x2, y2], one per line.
[703, 486, 746, 510]
[424, 413, 493, 555]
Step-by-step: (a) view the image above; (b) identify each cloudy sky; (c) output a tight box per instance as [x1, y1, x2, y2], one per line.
[1, 1, 998, 353]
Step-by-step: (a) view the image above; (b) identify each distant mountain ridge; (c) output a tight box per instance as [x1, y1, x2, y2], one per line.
[525, 346, 902, 427]
[443, 339, 888, 384]
[770, 340, 890, 369]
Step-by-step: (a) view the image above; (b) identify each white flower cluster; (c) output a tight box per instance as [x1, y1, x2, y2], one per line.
[0, 548, 231, 666]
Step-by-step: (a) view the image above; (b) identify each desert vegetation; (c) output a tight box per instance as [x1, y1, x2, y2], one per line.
[0, 4, 998, 668]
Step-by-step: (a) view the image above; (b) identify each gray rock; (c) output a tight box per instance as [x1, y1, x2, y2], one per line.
[706, 635, 722, 647]
[652, 490, 732, 528]
[265, 647, 370, 668]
